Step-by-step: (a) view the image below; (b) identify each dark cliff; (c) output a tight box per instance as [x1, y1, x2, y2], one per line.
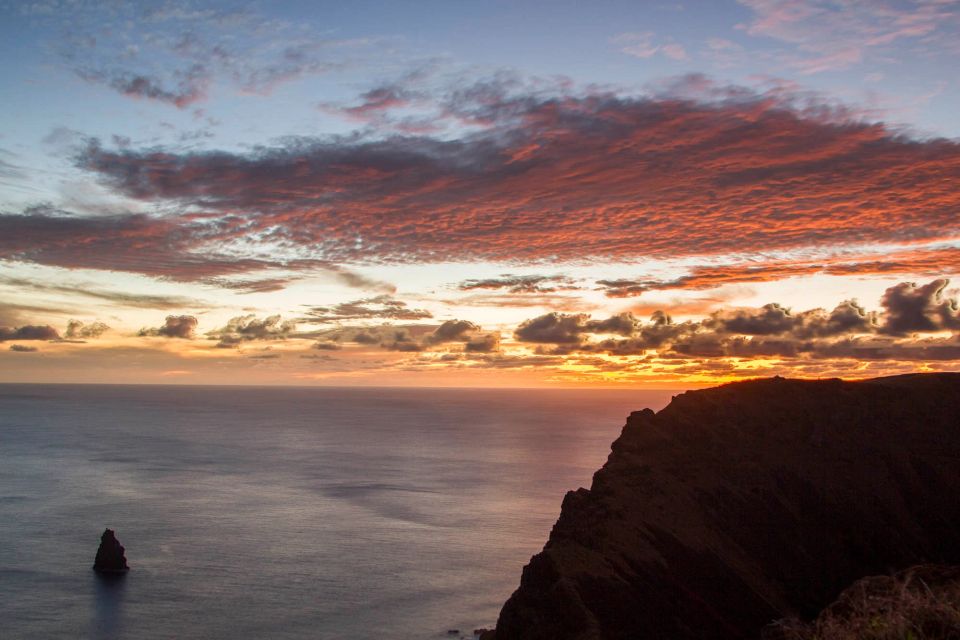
[494, 373, 960, 640]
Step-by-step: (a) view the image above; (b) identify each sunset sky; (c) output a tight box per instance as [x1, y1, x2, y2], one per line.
[1, 0, 959, 387]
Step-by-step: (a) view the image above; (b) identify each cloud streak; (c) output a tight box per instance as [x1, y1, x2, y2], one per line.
[737, 0, 960, 73]
[0, 206, 391, 291]
[0, 274, 208, 309]
[41, 2, 375, 108]
[596, 247, 960, 297]
[458, 274, 579, 294]
[75, 66, 208, 109]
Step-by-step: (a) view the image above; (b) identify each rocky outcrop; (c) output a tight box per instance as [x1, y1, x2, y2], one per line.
[93, 528, 129, 574]
[494, 373, 960, 640]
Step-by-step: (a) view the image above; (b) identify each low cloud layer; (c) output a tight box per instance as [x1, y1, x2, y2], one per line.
[65, 320, 110, 339]
[0, 325, 60, 342]
[515, 279, 960, 362]
[881, 279, 960, 336]
[515, 311, 639, 344]
[139, 315, 198, 339]
[0, 319, 108, 345]
[423, 320, 500, 353]
[343, 319, 501, 354]
[424, 319, 479, 344]
[208, 314, 298, 348]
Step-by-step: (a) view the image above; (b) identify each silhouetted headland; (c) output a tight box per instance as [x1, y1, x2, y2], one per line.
[491, 373, 960, 639]
[93, 528, 129, 575]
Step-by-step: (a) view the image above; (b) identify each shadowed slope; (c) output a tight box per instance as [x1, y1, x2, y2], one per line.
[494, 373, 960, 640]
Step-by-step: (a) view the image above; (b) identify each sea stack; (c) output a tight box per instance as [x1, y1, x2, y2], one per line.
[93, 528, 129, 575]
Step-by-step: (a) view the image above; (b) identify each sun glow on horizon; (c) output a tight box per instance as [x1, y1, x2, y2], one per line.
[2, 1, 959, 386]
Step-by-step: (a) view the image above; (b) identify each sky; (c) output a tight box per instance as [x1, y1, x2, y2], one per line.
[1, 0, 959, 388]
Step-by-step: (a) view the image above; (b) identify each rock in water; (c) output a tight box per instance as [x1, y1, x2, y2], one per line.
[93, 528, 129, 574]
[493, 373, 960, 640]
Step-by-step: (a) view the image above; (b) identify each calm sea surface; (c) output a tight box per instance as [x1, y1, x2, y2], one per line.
[0, 384, 675, 639]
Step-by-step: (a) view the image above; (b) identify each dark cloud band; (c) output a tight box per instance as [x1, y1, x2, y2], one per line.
[514, 279, 960, 362]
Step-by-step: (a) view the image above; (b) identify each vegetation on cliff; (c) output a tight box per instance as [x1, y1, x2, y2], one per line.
[766, 565, 960, 640]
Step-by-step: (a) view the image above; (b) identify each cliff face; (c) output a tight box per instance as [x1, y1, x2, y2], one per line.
[494, 373, 960, 640]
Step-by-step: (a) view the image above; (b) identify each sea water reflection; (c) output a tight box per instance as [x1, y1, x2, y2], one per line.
[0, 384, 675, 639]
[92, 573, 127, 639]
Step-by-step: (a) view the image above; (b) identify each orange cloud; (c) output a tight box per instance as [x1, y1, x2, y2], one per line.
[66, 85, 959, 273]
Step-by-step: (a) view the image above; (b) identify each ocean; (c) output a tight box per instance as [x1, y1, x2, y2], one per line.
[0, 384, 676, 639]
